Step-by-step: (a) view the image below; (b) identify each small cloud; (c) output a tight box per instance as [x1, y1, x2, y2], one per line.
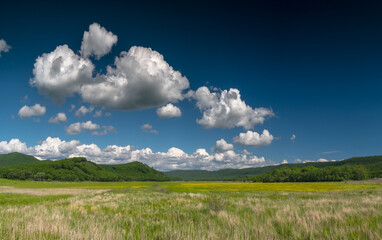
[0, 39, 11, 57]
[294, 158, 302, 163]
[18, 104, 46, 119]
[317, 158, 329, 163]
[212, 139, 234, 153]
[282, 159, 288, 164]
[49, 113, 67, 124]
[141, 123, 158, 134]
[233, 129, 274, 147]
[290, 134, 296, 142]
[93, 110, 102, 117]
[75, 106, 94, 118]
[65, 121, 100, 135]
[156, 103, 182, 118]
[322, 150, 341, 154]
[68, 104, 76, 112]
[105, 112, 111, 117]
[91, 125, 116, 136]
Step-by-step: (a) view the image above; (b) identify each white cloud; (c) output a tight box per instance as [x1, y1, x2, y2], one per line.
[65, 121, 100, 135]
[49, 112, 67, 124]
[0, 39, 11, 57]
[91, 125, 116, 136]
[30, 24, 190, 111]
[30, 44, 94, 104]
[141, 123, 158, 134]
[0, 137, 267, 171]
[18, 104, 46, 119]
[213, 139, 234, 153]
[93, 110, 102, 117]
[291, 134, 296, 142]
[80, 23, 118, 59]
[81, 46, 190, 110]
[0, 139, 27, 153]
[282, 159, 288, 164]
[233, 129, 274, 147]
[317, 158, 329, 162]
[156, 103, 182, 118]
[192, 87, 274, 129]
[75, 106, 94, 117]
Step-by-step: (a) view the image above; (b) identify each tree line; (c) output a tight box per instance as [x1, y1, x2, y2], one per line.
[250, 165, 369, 182]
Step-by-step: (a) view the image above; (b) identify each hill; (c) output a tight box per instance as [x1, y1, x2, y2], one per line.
[0, 152, 39, 167]
[164, 155, 382, 181]
[0, 157, 173, 181]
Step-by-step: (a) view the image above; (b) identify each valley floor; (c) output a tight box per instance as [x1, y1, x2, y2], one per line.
[0, 180, 381, 239]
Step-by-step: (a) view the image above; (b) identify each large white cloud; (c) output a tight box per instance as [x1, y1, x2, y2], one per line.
[156, 103, 182, 118]
[30, 44, 94, 104]
[80, 23, 118, 59]
[48, 112, 67, 124]
[65, 121, 100, 135]
[0, 139, 27, 153]
[0, 39, 11, 57]
[81, 46, 190, 110]
[192, 87, 274, 129]
[18, 104, 46, 119]
[31, 24, 189, 111]
[233, 129, 274, 147]
[0, 137, 267, 171]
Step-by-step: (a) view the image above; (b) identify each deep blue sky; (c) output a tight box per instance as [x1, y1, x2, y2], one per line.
[1, 0, 382, 169]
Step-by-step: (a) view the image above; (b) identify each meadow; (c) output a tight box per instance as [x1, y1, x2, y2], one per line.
[0, 180, 381, 239]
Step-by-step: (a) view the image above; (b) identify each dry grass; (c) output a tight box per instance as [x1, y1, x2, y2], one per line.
[0, 184, 381, 239]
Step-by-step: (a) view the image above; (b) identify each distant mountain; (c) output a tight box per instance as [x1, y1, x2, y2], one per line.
[164, 155, 382, 181]
[0, 152, 39, 167]
[0, 156, 173, 181]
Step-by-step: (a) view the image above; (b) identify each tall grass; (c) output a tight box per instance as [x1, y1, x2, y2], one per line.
[0, 185, 381, 239]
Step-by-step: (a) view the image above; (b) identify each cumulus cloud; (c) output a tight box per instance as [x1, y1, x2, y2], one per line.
[0, 137, 267, 170]
[317, 158, 329, 163]
[233, 129, 274, 147]
[0, 139, 27, 153]
[18, 104, 46, 119]
[30, 44, 94, 104]
[0, 39, 11, 57]
[213, 139, 233, 153]
[141, 123, 158, 134]
[91, 125, 116, 136]
[31, 24, 189, 111]
[81, 46, 189, 110]
[75, 106, 94, 118]
[156, 103, 182, 118]
[65, 121, 100, 135]
[49, 112, 67, 124]
[192, 87, 274, 129]
[80, 23, 118, 59]
[282, 159, 288, 164]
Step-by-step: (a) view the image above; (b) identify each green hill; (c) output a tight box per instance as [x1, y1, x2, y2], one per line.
[164, 155, 382, 181]
[0, 156, 172, 181]
[0, 152, 39, 167]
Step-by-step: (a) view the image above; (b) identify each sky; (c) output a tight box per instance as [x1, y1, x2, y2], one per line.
[1, 0, 382, 171]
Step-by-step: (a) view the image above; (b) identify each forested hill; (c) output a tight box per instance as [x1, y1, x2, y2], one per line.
[164, 155, 382, 181]
[0, 152, 39, 167]
[0, 157, 173, 181]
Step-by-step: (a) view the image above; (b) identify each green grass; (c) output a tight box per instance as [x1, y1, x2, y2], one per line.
[0, 179, 380, 192]
[0, 179, 381, 239]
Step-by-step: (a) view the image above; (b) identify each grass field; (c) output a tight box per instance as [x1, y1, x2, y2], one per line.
[0, 179, 381, 239]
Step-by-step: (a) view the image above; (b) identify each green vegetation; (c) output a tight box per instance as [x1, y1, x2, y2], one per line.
[165, 155, 382, 181]
[0, 152, 39, 167]
[0, 157, 172, 181]
[0, 181, 381, 239]
[251, 165, 369, 182]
